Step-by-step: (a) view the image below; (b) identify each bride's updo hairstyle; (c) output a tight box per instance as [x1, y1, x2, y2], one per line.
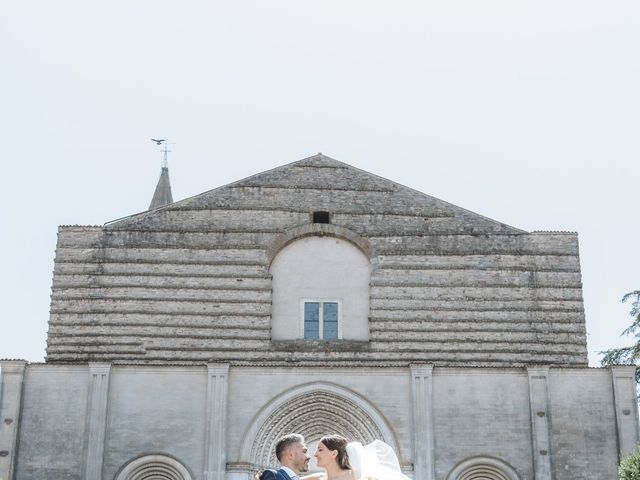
[319, 434, 351, 470]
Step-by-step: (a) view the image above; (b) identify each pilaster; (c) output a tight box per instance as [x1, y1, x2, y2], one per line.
[0, 360, 27, 480]
[204, 363, 230, 480]
[527, 366, 552, 480]
[611, 366, 639, 459]
[82, 363, 111, 480]
[410, 364, 434, 480]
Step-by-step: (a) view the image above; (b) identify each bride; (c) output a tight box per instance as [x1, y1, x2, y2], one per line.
[306, 435, 410, 480]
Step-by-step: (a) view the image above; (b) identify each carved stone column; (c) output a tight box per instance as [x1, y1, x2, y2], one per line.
[611, 366, 639, 459]
[410, 364, 434, 480]
[82, 363, 111, 480]
[204, 363, 230, 480]
[527, 366, 552, 480]
[0, 360, 27, 480]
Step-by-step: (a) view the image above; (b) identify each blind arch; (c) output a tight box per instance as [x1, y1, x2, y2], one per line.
[114, 454, 193, 480]
[446, 456, 520, 480]
[270, 236, 371, 341]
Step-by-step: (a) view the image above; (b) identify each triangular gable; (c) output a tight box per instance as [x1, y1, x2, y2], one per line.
[105, 153, 523, 234]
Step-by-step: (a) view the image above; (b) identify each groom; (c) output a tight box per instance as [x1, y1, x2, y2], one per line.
[261, 434, 311, 480]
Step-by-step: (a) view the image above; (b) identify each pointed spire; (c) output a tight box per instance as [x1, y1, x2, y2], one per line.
[149, 166, 173, 209]
[149, 138, 173, 210]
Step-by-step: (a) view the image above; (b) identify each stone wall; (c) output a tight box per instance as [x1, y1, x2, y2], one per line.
[2, 362, 636, 480]
[46, 155, 587, 366]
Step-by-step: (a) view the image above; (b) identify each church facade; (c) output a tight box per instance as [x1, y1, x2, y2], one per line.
[0, 154, 637, 480]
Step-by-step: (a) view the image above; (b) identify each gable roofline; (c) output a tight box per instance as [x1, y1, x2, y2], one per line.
[304, 154, 526, 234]
[103, 155, 316, 227]
[104, 153, 524, 233]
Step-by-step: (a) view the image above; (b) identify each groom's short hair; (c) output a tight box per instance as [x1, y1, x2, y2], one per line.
[275, 434, 305, 461]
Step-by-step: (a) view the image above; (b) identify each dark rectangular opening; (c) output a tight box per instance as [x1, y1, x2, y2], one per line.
[313, 211, 330, 224]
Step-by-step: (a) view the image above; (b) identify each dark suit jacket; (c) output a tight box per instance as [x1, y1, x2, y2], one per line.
[261, 468, 293, 480]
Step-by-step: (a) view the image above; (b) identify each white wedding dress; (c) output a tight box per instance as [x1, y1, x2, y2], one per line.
[345, 441, 410, 480]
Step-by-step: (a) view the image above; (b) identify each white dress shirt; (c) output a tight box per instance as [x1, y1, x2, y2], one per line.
[281, 466, 298, 480]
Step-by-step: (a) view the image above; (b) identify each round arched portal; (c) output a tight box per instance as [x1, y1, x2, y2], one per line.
[241, 382, 398, 469]
[114, 454, 193, 480]
[446, 456, 520, 480]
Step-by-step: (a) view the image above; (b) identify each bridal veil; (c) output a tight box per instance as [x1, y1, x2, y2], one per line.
[346, 441, 410, 480]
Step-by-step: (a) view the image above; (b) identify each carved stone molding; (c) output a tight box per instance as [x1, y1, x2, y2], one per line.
[446, 456, 520, 480]
[240, 382, 396, 469]
[114, 454, 193, 480]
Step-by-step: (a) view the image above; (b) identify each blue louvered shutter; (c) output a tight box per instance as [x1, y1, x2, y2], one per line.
[323, 302, 338, 339]
[304, 302, 320, 339]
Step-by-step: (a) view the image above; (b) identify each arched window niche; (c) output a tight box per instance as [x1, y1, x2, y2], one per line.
[269, 229, 372, 342]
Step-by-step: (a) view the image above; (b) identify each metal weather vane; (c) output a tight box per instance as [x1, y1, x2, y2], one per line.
[150, 138, 173, 169]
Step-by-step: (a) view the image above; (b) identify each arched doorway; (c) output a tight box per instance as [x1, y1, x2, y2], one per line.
[240, 382, 398, 469]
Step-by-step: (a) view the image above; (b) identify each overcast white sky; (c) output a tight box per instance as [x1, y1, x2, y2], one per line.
[1, 1, 638, 365]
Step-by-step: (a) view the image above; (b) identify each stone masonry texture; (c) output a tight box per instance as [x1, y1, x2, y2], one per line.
[45, 154, 587, 366]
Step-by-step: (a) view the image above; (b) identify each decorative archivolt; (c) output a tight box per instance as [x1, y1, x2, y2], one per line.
[446, 456, 520, 480]
[241, 382, 397, 469]
[114, 454, 193, 480]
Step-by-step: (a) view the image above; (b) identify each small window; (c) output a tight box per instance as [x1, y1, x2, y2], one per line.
[312, 211, 331, 224]
[303, 301, 340, 339]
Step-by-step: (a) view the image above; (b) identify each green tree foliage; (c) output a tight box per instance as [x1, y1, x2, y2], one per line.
[601, 291, 640, 382]
[619, 449, 640, 480]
